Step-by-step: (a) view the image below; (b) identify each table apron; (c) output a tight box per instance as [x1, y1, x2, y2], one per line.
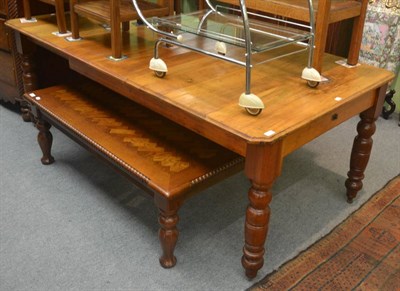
[281, 89, 376, 157]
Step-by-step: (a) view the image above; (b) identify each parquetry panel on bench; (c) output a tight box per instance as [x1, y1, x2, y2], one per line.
[29, 82, 244, 196]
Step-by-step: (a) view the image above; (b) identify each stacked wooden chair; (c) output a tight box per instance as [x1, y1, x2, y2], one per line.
[22, 0, 69, 35]
[213, 0, 369, 74]
[68, 0, 174, 60]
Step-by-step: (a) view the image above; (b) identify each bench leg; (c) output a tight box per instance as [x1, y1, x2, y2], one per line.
[122, 21, 130, 32]
[158, 207, 179, 268]
[346, 0, 369, 66]
[312, 0, 331, 73]
[110, 0, 122, 60]
[22, 0, 32, 20]
[70, 0, 80, 40]
[36, 119, 55, 165]
[54, 0, 68, 34]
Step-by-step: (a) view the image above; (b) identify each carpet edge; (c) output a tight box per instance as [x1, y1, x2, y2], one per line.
[248, 175, 400, 291]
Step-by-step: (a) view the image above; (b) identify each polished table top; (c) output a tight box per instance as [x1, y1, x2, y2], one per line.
[6, 15, 393, 157]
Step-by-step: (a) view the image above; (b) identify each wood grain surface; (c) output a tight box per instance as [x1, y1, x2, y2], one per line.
[6, 16, 393, 155]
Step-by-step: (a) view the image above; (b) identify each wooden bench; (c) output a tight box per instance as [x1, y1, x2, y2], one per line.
[23, 80, 244, 268]
[22, 0, 69, 35]
[69, 0, 174, 60]
[212, 0, 368, 74]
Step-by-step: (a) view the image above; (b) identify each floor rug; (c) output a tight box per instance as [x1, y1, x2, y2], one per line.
[250, 176, 400, 290]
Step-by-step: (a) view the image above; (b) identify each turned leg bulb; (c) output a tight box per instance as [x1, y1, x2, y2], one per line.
[158, 210, 179, 268]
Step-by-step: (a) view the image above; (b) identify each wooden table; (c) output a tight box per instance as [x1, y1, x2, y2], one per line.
[6, 15, 394, 278]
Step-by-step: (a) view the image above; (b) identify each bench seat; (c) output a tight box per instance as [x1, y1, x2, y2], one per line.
[23, 80, 244, 268]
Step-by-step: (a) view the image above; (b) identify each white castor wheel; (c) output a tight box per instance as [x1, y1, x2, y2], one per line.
[215, 41, 227, 55]
[302, 67, 322, 88]
[149, 57, 167, 78]
[245, 107, 262, 116]
[307, 80, 320, 88]
[154, 71, 166, 78]
[239, 93, 264, 116]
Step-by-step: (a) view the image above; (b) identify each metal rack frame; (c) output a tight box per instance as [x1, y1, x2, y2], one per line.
[132, 0, 322, 115]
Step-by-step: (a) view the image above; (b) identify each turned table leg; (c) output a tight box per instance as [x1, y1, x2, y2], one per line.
[154, 196, 181, 268]
[345, 85, 388, 203]
[345, 113, 375, 203]
[382, 89, 396, 120]
[242, 182, 272, 279]
[36, 119, 55, 165]
[242, 142, 282, 278]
